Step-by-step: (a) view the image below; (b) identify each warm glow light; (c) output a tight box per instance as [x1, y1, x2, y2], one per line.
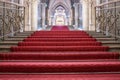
[56, 16, 65, 25]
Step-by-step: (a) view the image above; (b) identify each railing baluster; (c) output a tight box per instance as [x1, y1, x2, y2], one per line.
[2, 2, 5, 40]
[0, 1, 25, 41]
[114, 2, 117, 40]
[95, 0, 120, 40]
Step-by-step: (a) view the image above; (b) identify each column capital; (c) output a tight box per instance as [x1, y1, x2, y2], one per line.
[41, 3, 47, 7]
[24, 0, 39, 6]
[31, 0, 39, 2]
[73, 3, 79, 7]
[81, 0, 93, 4]
[81, 0, 89, 3]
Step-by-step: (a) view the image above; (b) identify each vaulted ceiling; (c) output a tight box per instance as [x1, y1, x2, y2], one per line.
[41, 0, 80, 9]
[40, 0, 81, 16]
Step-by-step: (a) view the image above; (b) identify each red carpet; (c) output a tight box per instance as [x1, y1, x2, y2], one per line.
[51, 26, 69, 31]
[0, 26, 120, 79]
[0, 52, 119, 60]
[28, 36, 92, 38]
[1, 74, 120, 80]
[11, 46, 109, 52]
[1, 60, 120, 73]
[24, 38, 97, 41]
[18, 42, 102, 46]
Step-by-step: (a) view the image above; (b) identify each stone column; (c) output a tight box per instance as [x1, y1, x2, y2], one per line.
[19, 0, 24, 5]
[89, 0, 96, 31]
[78, 3, 82, 29]
[69, 10, 72, 25]
[50, 16, 54, 25]
[10, 0, 14, 36]
[82, 0, 89, 30]
[31, 0, 38, 31]
[41, 3, 47, 29]
[73, 3, 79, 29]
[105, 0, 109, 36]
[24, 0, 32, 31]
[96, 0, 101, 32]
[19, 0, 24, 32]
[71, 7, 75, 26]
[37, 1, 42, 29]
[46, 8, 48, 26]
[89, 0, 92, 30]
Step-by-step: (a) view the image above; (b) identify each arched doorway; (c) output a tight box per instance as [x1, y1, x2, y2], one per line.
[56, 15, 65, 25]
[53, 6, 67, 26]
[49, 2, 72, 26]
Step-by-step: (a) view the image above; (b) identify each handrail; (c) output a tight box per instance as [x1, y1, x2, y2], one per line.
[0, 0, 25, 7]
[0, 30, 20, 39]
[96, 6, 120, 10]
[0, 0, 25, 40]
[0, 6, 24, 10]
[95, 0, 120, 40]
[95, 0, 120, 7]
[98, 29, 120, 39]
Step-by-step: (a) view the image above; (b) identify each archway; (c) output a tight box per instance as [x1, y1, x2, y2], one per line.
[54, 6, 66, 25]
[49, 2, 72, 26]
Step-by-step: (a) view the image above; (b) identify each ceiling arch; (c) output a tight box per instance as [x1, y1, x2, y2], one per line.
[49, 1, 71, 16]
[51, 2, 69, 12]
[54, 5, 66, 10]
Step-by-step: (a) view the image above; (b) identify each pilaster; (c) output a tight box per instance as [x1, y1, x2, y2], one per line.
[31, 0, 38, 31]
[81, 0, 89, 30]
[24, 0, 32, 31]
[96, 0, 101, 32]
[89, 0, 96, 31]
[41, 3, 47, 29]
[73, 3, 79, 29]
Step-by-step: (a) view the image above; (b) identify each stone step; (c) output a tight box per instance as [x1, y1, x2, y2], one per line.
[14, 31, 33, 36]
[10, 35, 109, 38]
[0, 41, 18, 45]
[15, 32, 33, 34]
[88, 33, 104, 35]
[20, 31, 34, 33]
[0, 31, 120, 52]
[0, 46, 11, 52]
[96, 38, 116, 41]
[102, 41, 120, 45]
[4, 38, 24, 41]
[0, 45, 120, 52]
[87, 31, 113, 38]
[92, 36, 110, 38]
[109, 45, 120, 52]
[9, 36, 28, 38]
[102, 41, 120, 44]
[0, 40, 120, 44]
[87, 31, 103, 34]
[15, 34, 31, 36]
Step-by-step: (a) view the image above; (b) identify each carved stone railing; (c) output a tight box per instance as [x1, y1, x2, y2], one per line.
[95, 0, 120, 39]
[0, 0, 25, 40]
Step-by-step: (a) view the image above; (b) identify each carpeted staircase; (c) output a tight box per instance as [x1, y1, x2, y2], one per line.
[0, 26, 120, 80]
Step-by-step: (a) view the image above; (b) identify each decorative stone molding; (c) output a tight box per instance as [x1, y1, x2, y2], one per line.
[73, 3, 79, 7]
[31, 0, 39, 2]
[24, 0, 39, 6]
[81, 0, 96, 5]
[80, 0, 89, 4]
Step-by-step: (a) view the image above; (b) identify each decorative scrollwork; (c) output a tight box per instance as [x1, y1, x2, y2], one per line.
[0, 1, 25, 40]
[95, 1, 120, 39]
